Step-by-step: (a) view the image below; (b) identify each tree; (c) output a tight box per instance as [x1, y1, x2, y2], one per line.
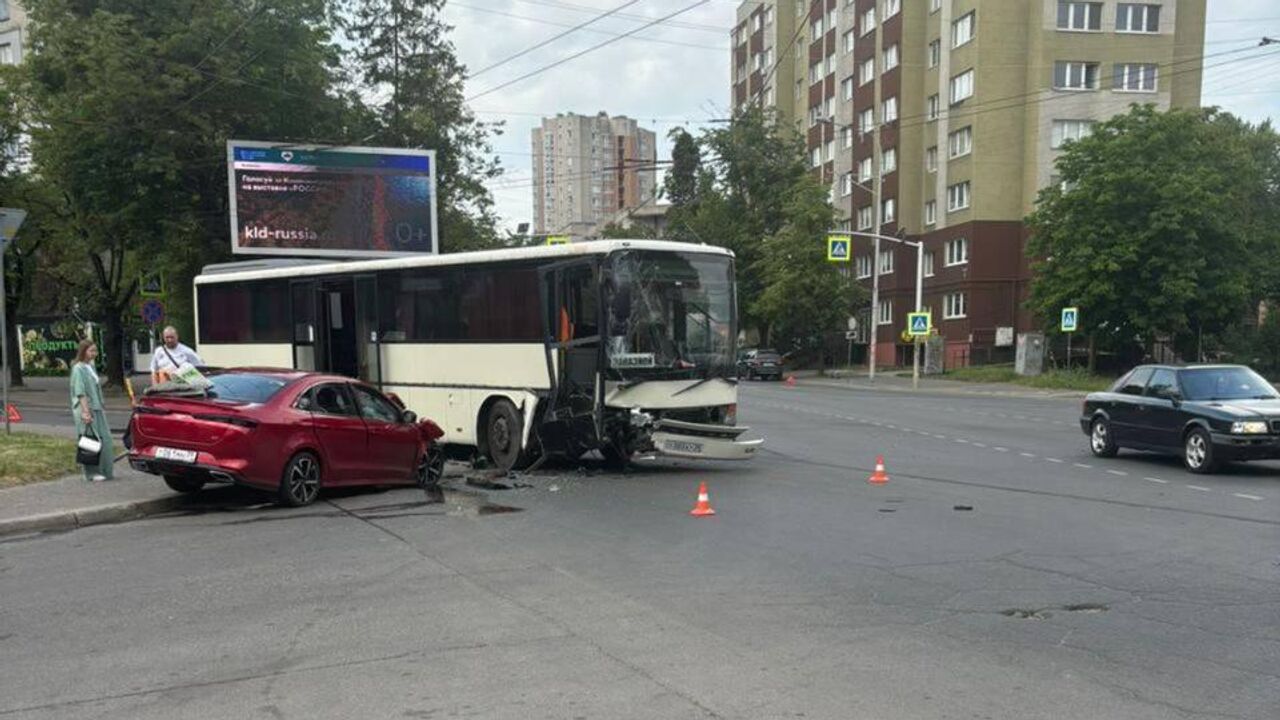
[20, 0, 353, 384]
[345, 0, 504, 252]
[753, 176, 865, 357]
[1027, 105, 1280, 370]
[598, 221, 656, 240]
[663, 128, 700, 209]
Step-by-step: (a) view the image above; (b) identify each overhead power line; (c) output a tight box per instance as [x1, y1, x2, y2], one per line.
[449, 1, 730, 52]
[509, 0, 729, 35]
[466, 0, 714, 102]
[468, 0, 646, 79]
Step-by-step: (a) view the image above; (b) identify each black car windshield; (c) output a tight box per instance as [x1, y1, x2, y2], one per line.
[205, 373, 289, 403]
[604, 250, 736, 379]
[1179, 367, 1279, 401]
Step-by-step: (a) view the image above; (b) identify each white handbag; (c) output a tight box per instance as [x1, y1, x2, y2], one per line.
[77, 435, 102, 454]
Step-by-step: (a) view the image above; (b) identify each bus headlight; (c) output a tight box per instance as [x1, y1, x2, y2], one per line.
[1231, 421, 1268, 434]
[723, 404, 737, 426]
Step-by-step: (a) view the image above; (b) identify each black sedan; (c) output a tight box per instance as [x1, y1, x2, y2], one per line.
[737, 349, 783, 381]
[1081, 364, 1280, 474]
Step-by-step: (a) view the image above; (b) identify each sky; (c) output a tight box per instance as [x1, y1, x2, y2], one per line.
[442, 0, 1280, 233]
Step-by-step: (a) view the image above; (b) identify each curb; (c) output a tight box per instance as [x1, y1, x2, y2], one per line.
[796, 377, 1086, 400]
[0, 495, 190, 538]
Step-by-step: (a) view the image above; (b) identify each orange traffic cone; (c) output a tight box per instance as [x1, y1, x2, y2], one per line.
[867, 455, 889, 485]
[784, 375, 797, 387]
[689, 482, 716, 517]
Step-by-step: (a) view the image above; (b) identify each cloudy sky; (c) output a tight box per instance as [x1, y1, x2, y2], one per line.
[442, 0, 1280, 232]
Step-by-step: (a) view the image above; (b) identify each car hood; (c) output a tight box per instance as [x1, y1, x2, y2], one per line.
[1188, 398, 1280, 417]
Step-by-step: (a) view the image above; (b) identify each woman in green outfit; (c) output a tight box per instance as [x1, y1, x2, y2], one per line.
[70, 339, 114, 481]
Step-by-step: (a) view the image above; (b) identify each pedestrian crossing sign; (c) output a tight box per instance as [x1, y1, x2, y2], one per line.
[1061, 307, 1079, 333]
[907, 312, 931, 337]
[827, 235, 851, 262]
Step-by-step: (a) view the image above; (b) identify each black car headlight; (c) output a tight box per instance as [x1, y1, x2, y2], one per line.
[1230, 420, 1269, 434]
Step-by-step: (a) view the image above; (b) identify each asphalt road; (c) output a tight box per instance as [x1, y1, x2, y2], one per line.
[2, 381, 1277, 719]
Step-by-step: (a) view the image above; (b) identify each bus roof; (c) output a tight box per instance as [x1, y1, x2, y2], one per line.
[195, 239, 734, 285]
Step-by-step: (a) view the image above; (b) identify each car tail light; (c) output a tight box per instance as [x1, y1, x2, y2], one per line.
[192, 413, 258, 429]
[724, 403, 738, 426]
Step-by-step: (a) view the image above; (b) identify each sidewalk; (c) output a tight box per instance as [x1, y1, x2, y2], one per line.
[5, 374, 145, 412]
[0, 466, 195, 537]
[788, 368, 1087, 399]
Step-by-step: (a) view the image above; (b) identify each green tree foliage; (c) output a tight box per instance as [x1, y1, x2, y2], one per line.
[753, 177, 865, 357]
[1027, 105, 1280, 367]
[663, 128, 700, 210]
[598, 221, 656, 240]
[345, 0, 503, 252]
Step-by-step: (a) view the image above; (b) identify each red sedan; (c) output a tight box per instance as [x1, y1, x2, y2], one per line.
[127, 369, 445, 506]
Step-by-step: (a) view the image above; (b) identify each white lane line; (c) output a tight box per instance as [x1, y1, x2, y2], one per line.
[1046, 458, 1063, 463]
[993, 447, 1009, 452]
[1233, 493, 1263, 501]
[1145, 477, 1169, 484]
[955, 438, 969, 444]
[1020, 452, 1037, 458]
[972, 442, 987, 448]
[1106, 469, 1128, 476]
[1186, 484, 1211, 492]
[1074, 462, 1093, 469]
[886, 424, 897, 430]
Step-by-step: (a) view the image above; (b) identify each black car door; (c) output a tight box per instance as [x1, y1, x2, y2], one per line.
[1141, 368, 1184, 448]
[1108, 367, 1154, 443]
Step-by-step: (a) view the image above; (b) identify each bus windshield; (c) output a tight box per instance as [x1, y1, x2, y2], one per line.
[604, 250, 736, 379]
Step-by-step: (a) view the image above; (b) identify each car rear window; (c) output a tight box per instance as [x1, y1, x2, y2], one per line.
[205, 374, 289, 403]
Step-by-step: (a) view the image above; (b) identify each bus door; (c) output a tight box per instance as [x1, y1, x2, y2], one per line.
[290, 277, 375, 381]
[353, 275, 381, 387]
[540, 259, 604, 447]
[290, 280, 321, 372]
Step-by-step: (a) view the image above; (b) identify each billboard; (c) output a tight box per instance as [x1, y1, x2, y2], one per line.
[227, 140, 438, 258]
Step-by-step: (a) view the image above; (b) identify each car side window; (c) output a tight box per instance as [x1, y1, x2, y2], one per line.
[1146, 369, 1179, 399]
[351, 385, 401, 424]
[1118, 367, 1154, 396]
[306, 384, 358, 416]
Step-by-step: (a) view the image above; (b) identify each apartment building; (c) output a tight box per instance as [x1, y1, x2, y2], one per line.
[530, 112, 657, 237]
[734, 0, 1205, 367]
[0, 0, 24, 66]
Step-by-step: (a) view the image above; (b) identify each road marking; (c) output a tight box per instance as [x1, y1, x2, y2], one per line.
[1073, 462, 1092, 469]
[972, 442, 987, 448]
[886, 424, 897, 430]
[1145, 477, 1169, 484]
[993, 447, 1009, 452]
[933, 434, 948, 440]
[1020, 452, 1036, 458]
[1045, 458, 1063, 463]
[1233, 493, 1263, 501]
[955, 438, 969, 444]
[1186, 484, 1211, 492]
[1106, 469, 1128, 476]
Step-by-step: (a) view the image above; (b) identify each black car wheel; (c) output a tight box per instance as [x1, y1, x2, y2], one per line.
[163, 475, 205, 494]
[485, 400, 530, 472]
[416, 448, 445, 488]
[1089, 417, 1119, 458]
[278, 451, 322, 507]
[1183, 427, 1220, 474]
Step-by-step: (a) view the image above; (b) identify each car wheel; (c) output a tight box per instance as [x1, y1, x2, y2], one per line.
[1183, 427, 1220, 474]
[278, 451, 322, 507]
[485, 400, 529, 473]
[163, 475, 205, 494]
[416, 448, 445, 488]
[1089, 417, 1119, 458]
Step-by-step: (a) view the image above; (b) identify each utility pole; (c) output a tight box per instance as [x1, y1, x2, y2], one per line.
[829, 230, 923, 389]
[868, 15, 885, 384]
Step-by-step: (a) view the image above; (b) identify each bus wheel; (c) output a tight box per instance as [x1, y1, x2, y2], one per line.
[485, 400, 528, 472]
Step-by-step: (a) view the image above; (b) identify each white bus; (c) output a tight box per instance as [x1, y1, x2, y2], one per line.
[193, 240, 761, 470]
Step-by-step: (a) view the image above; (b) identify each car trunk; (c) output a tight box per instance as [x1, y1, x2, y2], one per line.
[134, 395, 259, 450]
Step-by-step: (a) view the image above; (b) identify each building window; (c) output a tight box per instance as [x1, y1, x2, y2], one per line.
[861, 7, 876, 36]
[1057, 2, 1103, 31]
[1054, 61, 1101, 90]
[952, 11, 975, 48]
[808, 105, 823, 127]
[765, 48, 774, 67]
[924, 201, 937, 227]
[826, 53, 836, 76]
[928, 39, 941, 68]
[811, 146, 822, 168]
[0, 43, 13, 67]
[925, 146, 938, 172]
[841, 172, 854, 197]
[948, 126, 973, 158]
[878, 248, 894, 274]
[825, 98, 834, 119]
[810, 61, 824, 84]
[842, 77, 855, 100]
[927, 94, 939, 121]
[857, 255, 872, 279]
[825, 138, 835, 160]
[930, 0, 941, 12]
[881, 147, 897, 174]
[0, 1, 10, 23]
[841, 126, 854, 149]
[858, 205, 874, 230]
[950, 69, 974, 104]
[812, 16, 824, 37]
[1117, 3, 1160, 32]
[884, 0, 900, 18]
[859, 108, 875, 133]
[945, 237, 969, 266]
[764, 5, 774, 25]
[944, 292, 968, 319]
[878, 300, 894, 325]
[752, 53, 763, 72]
[883, 44, 899, 72]
[765, 85, 776, 105]
[858, 157, 872, 182]
[881, 198, 896, 224]
[1051, 119, 1095, 149]
[843, 30, 855, 54]
[947, 181, 971, 212]
[859, 58, 875, 85]
[1114, 63, 1158, 92]
[882, 96, 898, 123]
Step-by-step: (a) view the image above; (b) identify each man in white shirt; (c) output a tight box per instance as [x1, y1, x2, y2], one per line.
[151, 326, 205, 384]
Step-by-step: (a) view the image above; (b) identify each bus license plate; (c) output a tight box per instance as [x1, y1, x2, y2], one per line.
[155, 447, 197, 463]
[664, 440, 703, 455]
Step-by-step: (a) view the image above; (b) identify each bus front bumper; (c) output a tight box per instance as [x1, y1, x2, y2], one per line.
[650, 419, 763, 461]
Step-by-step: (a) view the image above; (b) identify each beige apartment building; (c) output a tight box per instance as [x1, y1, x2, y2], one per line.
[733, 0, 1205, 368]
[530, 112, 657, 237]
[0, 1, 27, 67]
